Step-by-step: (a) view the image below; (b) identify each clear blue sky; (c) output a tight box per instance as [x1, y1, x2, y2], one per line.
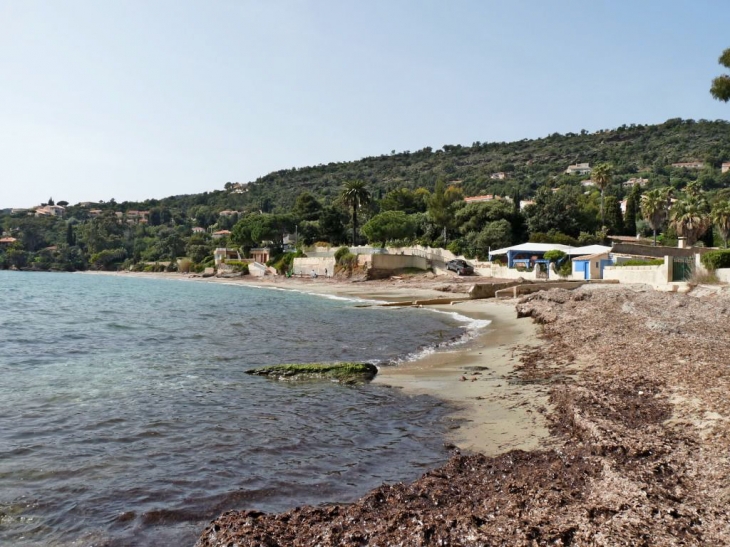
[1, 0, 729, 208]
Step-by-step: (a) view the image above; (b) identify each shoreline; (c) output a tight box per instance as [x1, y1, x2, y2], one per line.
[79, 270, 550, 455]
[197, 284, 730, 546]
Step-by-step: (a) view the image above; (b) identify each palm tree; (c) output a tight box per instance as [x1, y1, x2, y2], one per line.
[712, 201, 730, 248]
[341, 180, 371, 247]
[591, 163, 613, 227]
[670, 194, 710, 246]
[640, 188, 670, 246]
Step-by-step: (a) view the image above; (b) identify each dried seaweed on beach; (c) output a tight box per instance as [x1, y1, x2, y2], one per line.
[196, 286, 730, 547]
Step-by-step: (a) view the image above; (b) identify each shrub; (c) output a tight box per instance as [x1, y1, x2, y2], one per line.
[558, 261, 572, 278]
[616, 259, 664, 267]
[178, 258, 193, 273]
[690, 270, 719, 284]
[447, 239, 466, 256]
[225, 260, 250, 274]
[700, 250, 730, 270]
[334, 246, 351, 262]
[270, 250, 305, 274]
[543, 250, 567, 262]
[336, 251, 357, 270]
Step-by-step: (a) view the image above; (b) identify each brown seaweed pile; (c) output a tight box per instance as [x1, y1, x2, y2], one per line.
[196, 286, 730, 546]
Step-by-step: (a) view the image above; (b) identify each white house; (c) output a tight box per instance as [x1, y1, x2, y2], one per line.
[565, 163, 592, 175]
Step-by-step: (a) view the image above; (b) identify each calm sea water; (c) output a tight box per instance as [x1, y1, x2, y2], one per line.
[0, 272, 474, 546]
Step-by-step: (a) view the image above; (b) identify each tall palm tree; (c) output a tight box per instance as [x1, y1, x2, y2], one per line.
[712, 200, 730, 248]
[591, 163, 613, 227]
[670, 194, 710, 246]
[341, 180, 371, 247]
[640, 188, 670, 246]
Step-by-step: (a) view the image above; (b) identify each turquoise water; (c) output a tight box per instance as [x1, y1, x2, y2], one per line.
[0, 272, 471, 546]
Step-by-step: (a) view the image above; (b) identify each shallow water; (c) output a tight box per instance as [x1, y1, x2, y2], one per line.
[0, 272, 470, 546]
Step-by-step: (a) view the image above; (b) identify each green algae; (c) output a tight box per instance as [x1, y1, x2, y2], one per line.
[245, 362, 378, 382]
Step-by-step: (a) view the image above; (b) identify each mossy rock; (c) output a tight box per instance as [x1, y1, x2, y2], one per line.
[245, 362, 378, 383]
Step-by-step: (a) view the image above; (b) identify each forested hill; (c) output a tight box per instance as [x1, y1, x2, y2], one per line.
[162, 117, 730, 213]
[3, 117, 730, 273]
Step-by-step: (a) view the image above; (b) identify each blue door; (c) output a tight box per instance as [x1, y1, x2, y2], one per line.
[575, 260, 589, 279]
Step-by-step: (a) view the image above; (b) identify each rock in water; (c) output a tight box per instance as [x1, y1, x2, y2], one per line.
[245, 363, 378, 383]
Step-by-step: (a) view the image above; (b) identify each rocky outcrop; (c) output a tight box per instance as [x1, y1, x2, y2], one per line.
[245, 363, 378, 383]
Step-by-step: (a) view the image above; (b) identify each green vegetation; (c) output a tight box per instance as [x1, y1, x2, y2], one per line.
[711, 48, 730, 102]
[362, 211, 416, 247]
[334, 246, 357, 271]
[543, 250, 567, 262]
[700, 250, 730, 270]
[3, 118, 730, 272]
[616, 259, 665, 267]
[245, 362, 378, 382]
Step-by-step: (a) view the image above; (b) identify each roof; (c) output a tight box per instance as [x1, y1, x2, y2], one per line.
[573, 252, 610, 261]
[489, 243, 574, 256]
[565, 245, 611, 256]
[0, 237, 17, 243]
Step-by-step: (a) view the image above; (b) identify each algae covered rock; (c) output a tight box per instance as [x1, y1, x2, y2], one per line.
[245, 362, 378, 383]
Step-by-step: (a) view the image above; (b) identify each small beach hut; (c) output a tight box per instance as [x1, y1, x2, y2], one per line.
[489, 243, 574, 268]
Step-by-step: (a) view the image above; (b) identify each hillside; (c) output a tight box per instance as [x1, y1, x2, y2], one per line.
[2, 117, 730, 272]
[195, 117, 730, 213]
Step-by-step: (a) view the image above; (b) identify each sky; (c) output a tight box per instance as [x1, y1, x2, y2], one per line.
[1, 1, 729, 208]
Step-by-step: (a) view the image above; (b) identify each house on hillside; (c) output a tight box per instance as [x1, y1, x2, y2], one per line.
[490, 172, 507, 180]
[519, 200, 535, 210]
[565, 163, 591, 175]
[722, 162, 730, 174]
[622, 177, 649, 188]
[249, 247, 271, 264]
[192, 227, 206, 234]
[0, 237, 17, 245]
[464, 194, 497, 204]
[125, 210, 149, 224]
[214, 248, 242, 266]
[212, 230, 231, 240]
[671, 161, 704, 170]
[35, 205, 65, 217]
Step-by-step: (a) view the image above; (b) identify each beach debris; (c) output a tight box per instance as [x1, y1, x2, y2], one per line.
[245, 362, 378, 383]
[459, 376, 467, 382]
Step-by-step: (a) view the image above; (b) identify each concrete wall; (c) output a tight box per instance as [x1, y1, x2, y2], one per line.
[292, 257, 336, 276]
[602, 259, 670, 286]
[248, 262, 268, 277]
[371, 254, 429, 271]
[715, 268, 730, 283]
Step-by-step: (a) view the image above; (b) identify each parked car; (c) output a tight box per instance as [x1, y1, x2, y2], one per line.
[446, 259, 474, 275]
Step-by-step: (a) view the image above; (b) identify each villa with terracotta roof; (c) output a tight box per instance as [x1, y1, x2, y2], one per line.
[463, 194, 498, 203]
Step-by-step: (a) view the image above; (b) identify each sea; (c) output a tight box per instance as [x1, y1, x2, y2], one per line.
[0, 271, 488, 546]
